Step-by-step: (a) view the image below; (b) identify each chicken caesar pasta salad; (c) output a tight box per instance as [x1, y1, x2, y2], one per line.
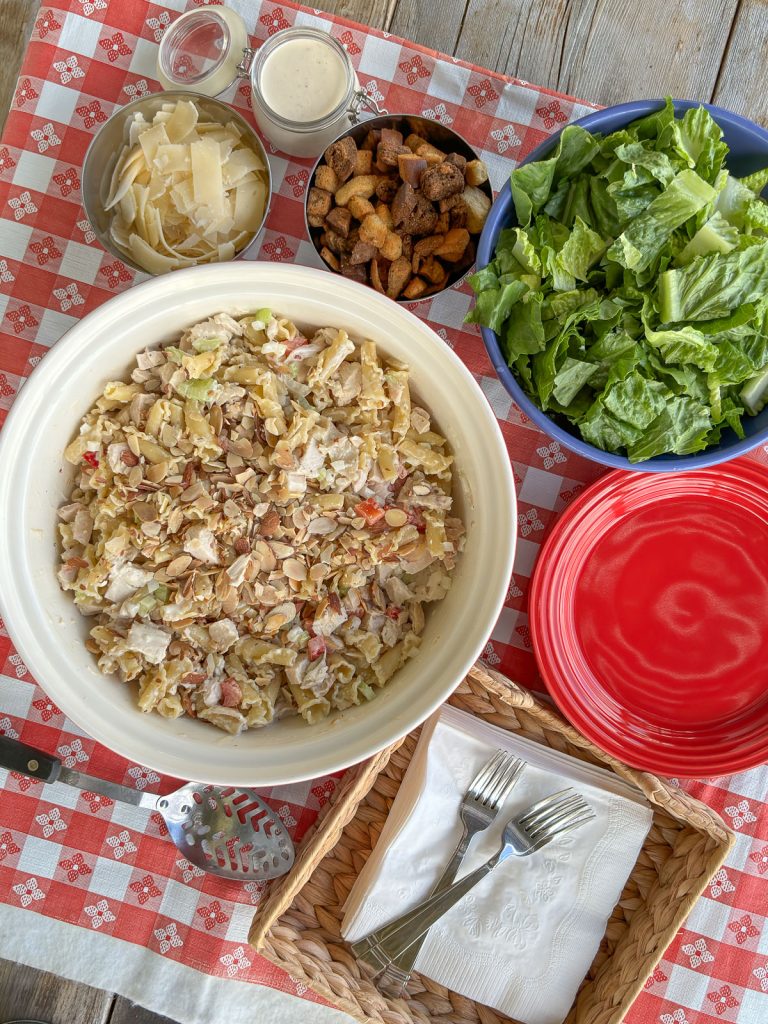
[57, 311, 465, 733]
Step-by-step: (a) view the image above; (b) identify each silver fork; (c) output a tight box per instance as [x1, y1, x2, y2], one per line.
[351, 789, 594, 976]
[352, 750, 524, 985]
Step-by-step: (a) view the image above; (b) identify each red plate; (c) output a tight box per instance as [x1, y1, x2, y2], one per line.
[530, 460, 768, 777]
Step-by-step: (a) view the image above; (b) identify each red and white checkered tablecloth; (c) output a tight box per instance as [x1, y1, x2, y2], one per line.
[0, 2, 766, 1022]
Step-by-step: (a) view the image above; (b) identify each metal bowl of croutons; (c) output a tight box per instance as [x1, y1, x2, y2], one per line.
[305, 115, 493, 301]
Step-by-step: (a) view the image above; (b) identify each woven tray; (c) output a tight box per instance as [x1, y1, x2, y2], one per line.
[249, 664, 734, 1024]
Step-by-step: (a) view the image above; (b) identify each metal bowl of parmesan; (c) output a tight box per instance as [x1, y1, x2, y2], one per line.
[82, 92, 272, 275]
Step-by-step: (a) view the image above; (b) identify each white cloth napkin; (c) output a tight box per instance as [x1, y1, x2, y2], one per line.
[341, 705, 653, 1024]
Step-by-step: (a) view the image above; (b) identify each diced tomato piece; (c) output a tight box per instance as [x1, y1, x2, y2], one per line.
[407, 508, 426, 533]
[220, 677, 242, 708]
[355, 499, 385, 525]
[82, 451, 99, 468]
[307, 635, 327, 661]
[385, 606, 402, 620]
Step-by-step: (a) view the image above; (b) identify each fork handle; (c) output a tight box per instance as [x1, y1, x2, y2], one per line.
[352, 855, 498, 972]
[375, 830, 473, 994]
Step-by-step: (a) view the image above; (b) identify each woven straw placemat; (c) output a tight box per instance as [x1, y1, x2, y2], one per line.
[249, 664, 734, 1024]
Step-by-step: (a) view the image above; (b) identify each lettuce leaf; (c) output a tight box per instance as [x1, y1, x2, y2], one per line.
[469, 99, 768, 462]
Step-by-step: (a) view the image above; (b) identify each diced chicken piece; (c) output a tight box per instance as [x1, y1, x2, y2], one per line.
[299, 437, 326, 476]
[135, 349, 166, 370]
[208, 618, 239, 653]
[105, 563, 155, 604]
[312, 594, 348, 636]
[202, 677, 223, 706]
[183, 523, 219, 564]
[107, 443, 135, 475]
[385, 577, 414, 604]
[126, 622, 171, 664]
[72, 509, 94, 546]
[57, 502, 82, 523]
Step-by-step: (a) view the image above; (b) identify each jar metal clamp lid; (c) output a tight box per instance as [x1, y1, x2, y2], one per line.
[156, 6, 387, 123]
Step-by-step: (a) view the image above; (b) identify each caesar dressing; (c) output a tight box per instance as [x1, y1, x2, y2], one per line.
[251, 28, 360, 157]
[260, 36, 349, 124]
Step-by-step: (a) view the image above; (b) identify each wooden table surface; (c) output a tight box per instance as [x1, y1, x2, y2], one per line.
[0, 0, 766, 1020]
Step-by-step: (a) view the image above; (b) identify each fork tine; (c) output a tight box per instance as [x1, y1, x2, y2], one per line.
[475, 752, 514, 806]
[484, 756, 525, 809]
[525, 800, 591, 841]
[521, 793, 585, 830]
[517, 789, 578, 828]
[468, 750, 505, 798]
[529, 810, 596, 851]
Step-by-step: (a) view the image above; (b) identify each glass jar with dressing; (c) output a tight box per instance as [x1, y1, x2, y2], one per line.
[157, 9, 386, 158]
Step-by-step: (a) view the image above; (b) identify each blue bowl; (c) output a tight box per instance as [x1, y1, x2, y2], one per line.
[476, 99, 768, 472]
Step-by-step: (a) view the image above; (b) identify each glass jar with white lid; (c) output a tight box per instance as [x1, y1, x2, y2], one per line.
[157, 7, 386, 157]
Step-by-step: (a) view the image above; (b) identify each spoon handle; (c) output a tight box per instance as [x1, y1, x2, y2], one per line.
[0, 735, 156, 808]
[0, 735, 61, 781]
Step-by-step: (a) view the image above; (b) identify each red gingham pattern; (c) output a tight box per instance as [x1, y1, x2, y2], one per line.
[0, 2, 766, 1020]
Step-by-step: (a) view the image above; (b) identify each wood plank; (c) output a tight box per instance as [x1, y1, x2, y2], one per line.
[390, 0, 470, 59]
[0, 0, 40, 135]
[109, 997, 176, 1024]
[455, 0, 740, 108]
[311, 0, 398, 31]
[0, 958, 112, 1024]
[712, 0, 768, 126]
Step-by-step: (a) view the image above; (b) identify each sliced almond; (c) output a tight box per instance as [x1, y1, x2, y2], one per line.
[146, 460, 168, 483]
[126, 433, 141, 457]
[384, 507, 408, 528]
[306, 516, 337, 535]
[232, 437, 254, 459]
[132, 500, 157, 522]
[222, 587, 239, 615]
[223, 499, 241, 519]
[127, 465, 143, 489]
[284, 558, 307, 581]
[166, 554, 193, 577]
[259, 507, 280, 537]
[167, 507, 184, 534]
[209, 405, 223, 435]
[180, 481, 203, 502]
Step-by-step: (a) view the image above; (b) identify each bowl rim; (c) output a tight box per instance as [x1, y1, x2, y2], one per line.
[81, 90, 273, 276]
[0, 262, 516, 784]
[476, 97, 768, 473]
[304, 112, 494, 303]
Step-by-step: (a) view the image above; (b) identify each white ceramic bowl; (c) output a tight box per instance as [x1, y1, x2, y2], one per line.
[0, 263, 516, 786]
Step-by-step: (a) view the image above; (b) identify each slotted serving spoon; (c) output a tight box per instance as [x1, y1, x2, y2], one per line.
[0, 736, 294, 881]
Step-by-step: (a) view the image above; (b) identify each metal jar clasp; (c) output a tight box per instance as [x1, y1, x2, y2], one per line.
[348, 89, 389, 124]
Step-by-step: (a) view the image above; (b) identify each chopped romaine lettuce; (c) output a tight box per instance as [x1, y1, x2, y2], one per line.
[468, 100, 768, 461]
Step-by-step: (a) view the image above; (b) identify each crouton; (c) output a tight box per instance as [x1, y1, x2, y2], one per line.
[334, 174, 380, 206]
[403, 276, 428, 299]
[315, 165, 339, 193]
[348, 195, 376, 221]
[320, 246, 340, 272]
[386, 256, 412, 299]
[465, 159, 489, 187]
[379, 231, 403, 262]
[326, 206, 352, 238]
[359, 213, 388, 249]
[354, 149, 374, 176]
[324, 136, 357, 182]
[463, 185, 492, 233]
[307, 187, 333, 226]
[421, 161, 465, 201]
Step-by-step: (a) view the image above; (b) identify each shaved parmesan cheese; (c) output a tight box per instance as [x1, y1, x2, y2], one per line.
[139, 122, 170, 165]
[165, 99, 198, 143]
[191, 138, 225, 212]
[104, 101, 268, 274]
